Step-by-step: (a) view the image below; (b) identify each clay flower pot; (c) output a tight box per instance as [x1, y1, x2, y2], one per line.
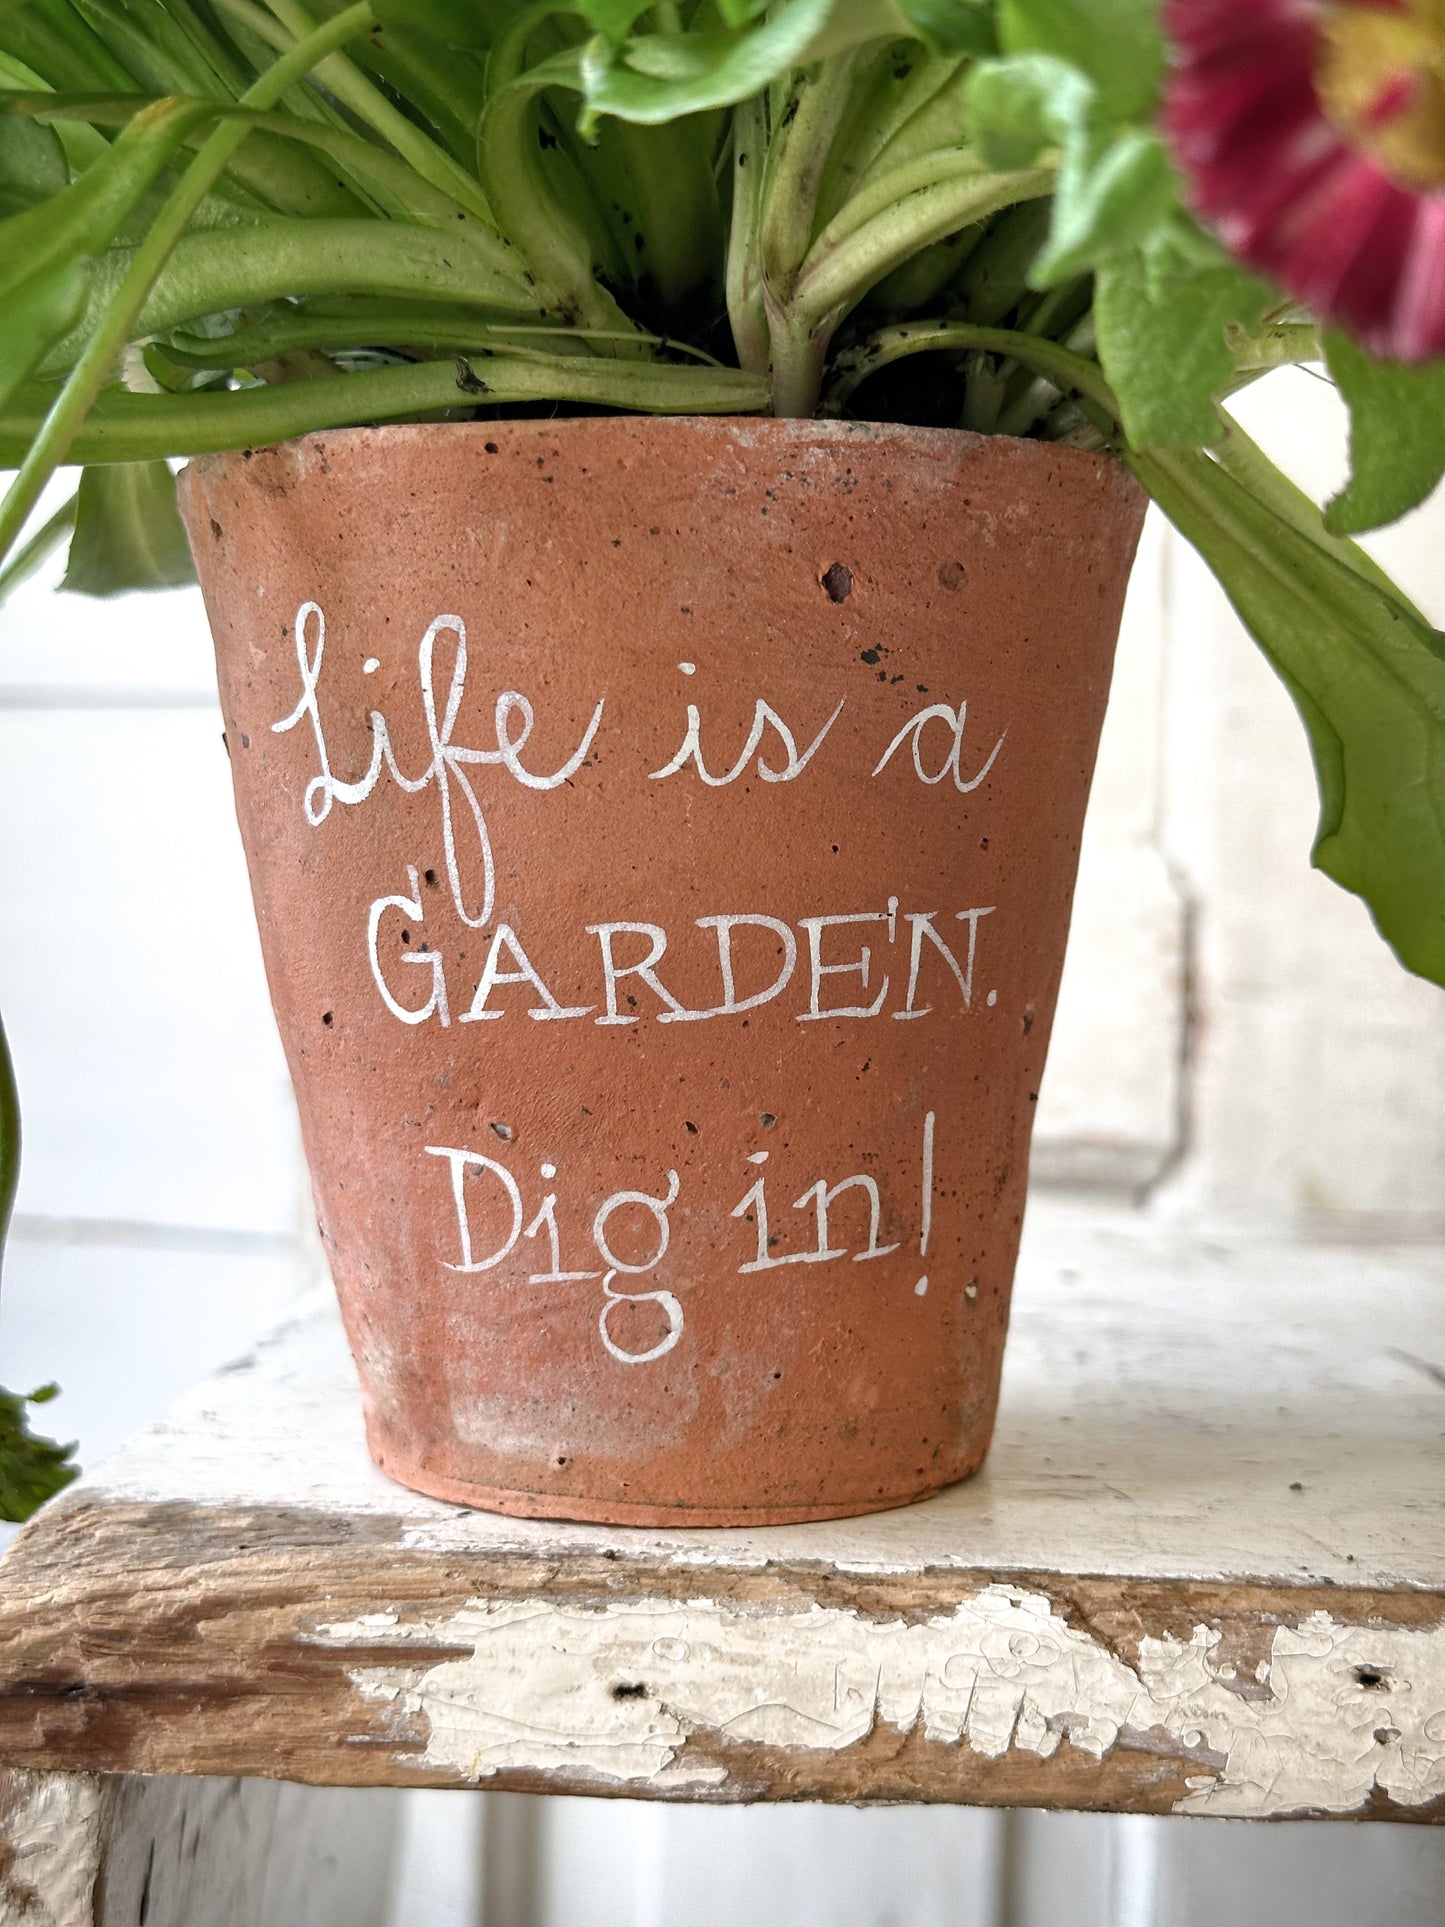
[179, 418, 1145, 1527]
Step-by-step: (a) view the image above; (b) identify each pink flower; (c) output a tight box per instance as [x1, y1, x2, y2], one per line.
[1163, 0, 1445, 362]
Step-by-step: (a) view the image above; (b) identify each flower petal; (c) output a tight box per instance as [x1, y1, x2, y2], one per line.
[1162, 0, 1445, 363]
[1390, 193, 1445, 360]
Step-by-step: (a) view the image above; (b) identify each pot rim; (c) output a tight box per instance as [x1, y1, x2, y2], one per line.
[185, 412, 1132, 490]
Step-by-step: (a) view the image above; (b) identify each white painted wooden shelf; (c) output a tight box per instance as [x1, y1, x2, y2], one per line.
[0, 1199, 1441, 1847]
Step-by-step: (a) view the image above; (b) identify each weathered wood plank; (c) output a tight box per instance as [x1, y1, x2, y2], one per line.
[0, 1204, 1439, 1821]
[0, 1769, 401, 1927]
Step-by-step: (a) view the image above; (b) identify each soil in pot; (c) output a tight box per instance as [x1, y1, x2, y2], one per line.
[179, 416, 1145, 1527]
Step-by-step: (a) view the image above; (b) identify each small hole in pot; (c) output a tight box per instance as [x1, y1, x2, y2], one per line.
[485, 440, 499, 453]
[1355, 1666, 1389, 1689]
[684, 1120, 698, 1135]
[554, 1454, 570, 1468]
[612, 1681, 647, 1701]
[423, 869, 437, 886]
[938, 560, 967, 591]
[490, 1121, 514, 1142]
[322, 1011, 334, 1028]
[760, 1113, 776, 1128]
[821, 562, 852, 603]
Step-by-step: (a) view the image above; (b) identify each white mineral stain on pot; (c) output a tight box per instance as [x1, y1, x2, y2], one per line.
[313, 1585, 1445, 1818]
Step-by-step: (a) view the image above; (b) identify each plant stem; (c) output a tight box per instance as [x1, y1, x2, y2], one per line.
[0, 356, 770, 462]
[1225, 320, 1321, 375]
[726, 97, 770, 377]
[48, 219, 541, 364]
[1131, 441, 1445, 815]
[766, 320, 829, 420]
[848, 57, 971, 189]
[797, 167, 1053, 333]
[0, 489, 78, 604]
[755, 53, 872, 416]
[226, 107, 523, 273]
[814, 47, 961, 228]
[237, 0, 494, 219]
[478, 11, 631, 334]
[768, 166, 1055, 414]
[809, 149, 1006, 259]
[0, 2, 375, 572]
[824, 319, 1119, 419]
[1211, 416, 1430, 622]
[13, 92, 525, 264]
[758, 53, 863, 298]
[163, 312, 729, 370]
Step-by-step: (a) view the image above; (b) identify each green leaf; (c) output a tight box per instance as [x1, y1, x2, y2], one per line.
[1096, 244, 1269, 447]
[1035, 125, 1174, 282]
[712, 0, 770, 25]
[0, 95, 217, 406]
[964, 51, 1087, 170]
[0, 112, 68, 217]
[788, 0, 996, 59]
[965, 54, 1177, 284]
[0, 96, 215, 305]
[61, 459, 196, 596]
[999, 0, 1163, 121]
[572, 0, 657, 37]
[1132, 439, 1445, 986]
[579, 0, 835, 124]
[574, 0, 975, 126]
[0, 356, 773, 466]
[370, 0, 513, 47]
[0, 488, 78, 606]
[0, 255, 86, 408]
[898, 0, 998, 54]
[1324, 330, 1445, 536]
[0, 1384, 79, 1523]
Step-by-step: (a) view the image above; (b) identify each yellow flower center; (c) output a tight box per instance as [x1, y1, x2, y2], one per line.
[1318, 1, 1445, 188]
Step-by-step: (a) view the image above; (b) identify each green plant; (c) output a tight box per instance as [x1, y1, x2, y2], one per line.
[0, 0, 1441, 1514]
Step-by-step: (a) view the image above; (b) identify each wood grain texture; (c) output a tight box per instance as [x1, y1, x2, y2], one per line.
[0, 1203, 1439, 1821]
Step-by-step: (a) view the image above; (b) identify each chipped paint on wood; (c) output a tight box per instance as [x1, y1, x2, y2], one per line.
[317, 1587, 1445, 1819]
[0, 1205, 1438, 1815]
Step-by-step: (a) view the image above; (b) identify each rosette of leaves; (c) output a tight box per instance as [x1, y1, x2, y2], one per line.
[0, 0, 1441, 1514]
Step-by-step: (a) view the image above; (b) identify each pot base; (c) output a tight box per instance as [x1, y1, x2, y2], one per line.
[366, 1423, 989, 1529]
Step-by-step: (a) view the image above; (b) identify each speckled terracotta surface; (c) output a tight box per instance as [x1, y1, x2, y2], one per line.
[180, 417, 1145, 1526]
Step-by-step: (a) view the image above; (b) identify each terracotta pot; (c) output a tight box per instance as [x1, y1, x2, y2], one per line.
[180, 417, 1144, 1526]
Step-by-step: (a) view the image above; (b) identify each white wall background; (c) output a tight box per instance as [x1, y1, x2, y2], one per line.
[1, 369, 1442, 1922]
